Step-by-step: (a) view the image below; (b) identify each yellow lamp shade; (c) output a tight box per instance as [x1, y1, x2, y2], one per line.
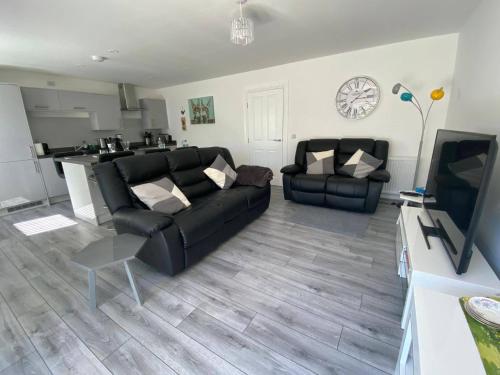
[431, 87, 445, 101]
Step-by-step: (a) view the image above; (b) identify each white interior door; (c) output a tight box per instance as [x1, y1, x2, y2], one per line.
[247, 88, 284, 186]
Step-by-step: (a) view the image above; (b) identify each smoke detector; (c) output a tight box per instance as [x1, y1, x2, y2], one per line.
[91, 55, 107, 62]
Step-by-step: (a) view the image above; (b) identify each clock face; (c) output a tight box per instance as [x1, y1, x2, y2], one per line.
[336, 76, 380, 120]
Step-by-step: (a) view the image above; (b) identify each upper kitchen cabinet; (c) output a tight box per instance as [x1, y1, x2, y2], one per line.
[89, 94, 122, 130]
[58, 90, 92, 111]
[140, 98, 168, 129]
[21, 87, 60, 111]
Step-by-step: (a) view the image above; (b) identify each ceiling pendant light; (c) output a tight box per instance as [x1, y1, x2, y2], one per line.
[231, 0, 254, 46]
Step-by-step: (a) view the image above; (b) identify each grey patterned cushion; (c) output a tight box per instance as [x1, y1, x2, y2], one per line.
[339, 149, 383, 179]
[131, 177, 191, 214]
[204, 154, 237, 189]
[306, 150, 335, 174]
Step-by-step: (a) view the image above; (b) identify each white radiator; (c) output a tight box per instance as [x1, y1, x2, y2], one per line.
[382, 157, 417, 199]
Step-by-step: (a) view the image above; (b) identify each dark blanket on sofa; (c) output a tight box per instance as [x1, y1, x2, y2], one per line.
[235, 165, 273, 187]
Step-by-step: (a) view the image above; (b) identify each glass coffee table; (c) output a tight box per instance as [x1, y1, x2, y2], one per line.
[71, 233, 147, 312]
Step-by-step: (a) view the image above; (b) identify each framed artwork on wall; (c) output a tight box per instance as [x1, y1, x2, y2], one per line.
[188, 96, 216, 124]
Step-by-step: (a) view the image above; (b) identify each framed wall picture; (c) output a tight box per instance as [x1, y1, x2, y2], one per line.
[188, 96, 216, 124]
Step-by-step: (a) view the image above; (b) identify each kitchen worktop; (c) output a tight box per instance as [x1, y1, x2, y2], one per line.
[53, 144, 177, 166]
[37, 141, 177, 159]
[53, 154, 100, 166]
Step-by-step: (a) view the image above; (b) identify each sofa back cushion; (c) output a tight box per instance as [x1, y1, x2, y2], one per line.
[114, 153, 170, 184]
[113, 153, 171, 209]
[295, 139, 339, 170]
[335, 139, 375, 168]
[165, 148, 217, 199]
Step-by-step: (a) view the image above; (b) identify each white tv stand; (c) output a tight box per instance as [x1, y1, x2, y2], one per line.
[397, 205, 499, 329]
[395, 206, 499, 374]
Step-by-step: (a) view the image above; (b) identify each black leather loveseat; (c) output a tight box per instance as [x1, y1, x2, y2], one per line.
[281, 138, 390, 213]
[94, 147, 270, 276]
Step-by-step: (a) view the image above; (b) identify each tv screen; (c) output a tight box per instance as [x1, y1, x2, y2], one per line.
[424, 129, 497, 274]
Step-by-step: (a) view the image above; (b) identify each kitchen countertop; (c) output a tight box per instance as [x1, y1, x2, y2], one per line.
[37, 141, 177, 159]
[53, 154, 100, 166]
[53, 144, 177, 166]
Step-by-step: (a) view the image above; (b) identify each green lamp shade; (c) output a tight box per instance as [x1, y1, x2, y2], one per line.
[400, 92, 413, 102]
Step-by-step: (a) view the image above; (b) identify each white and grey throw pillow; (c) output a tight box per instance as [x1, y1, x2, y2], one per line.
[339, 149, 383, 179]
[306, 150, 335, 174]
[131, 177, 190, 214]
[204, 154, 237, 189]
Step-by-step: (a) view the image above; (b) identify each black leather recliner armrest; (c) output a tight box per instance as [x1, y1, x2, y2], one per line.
[280, 164, 303, 174]
[368, 169, 391, 183]
[113, 207, 174, 236]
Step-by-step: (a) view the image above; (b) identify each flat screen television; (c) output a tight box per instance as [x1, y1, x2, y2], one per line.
[422, 129, 497, 274]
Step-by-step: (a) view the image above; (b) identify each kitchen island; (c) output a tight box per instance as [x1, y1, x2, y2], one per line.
[53, 154, 111, 225]
[54, 144, 177, 225]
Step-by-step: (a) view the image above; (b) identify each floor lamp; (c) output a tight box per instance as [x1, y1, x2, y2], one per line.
[392, 84, 445, 189]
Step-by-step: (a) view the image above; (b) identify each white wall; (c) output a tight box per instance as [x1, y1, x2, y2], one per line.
[0, 68, 163, 147]
[159, 34, 458, 185]
[445, 0, 500, 275]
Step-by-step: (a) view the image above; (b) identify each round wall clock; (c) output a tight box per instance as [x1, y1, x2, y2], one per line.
[336, 76, 380, 120]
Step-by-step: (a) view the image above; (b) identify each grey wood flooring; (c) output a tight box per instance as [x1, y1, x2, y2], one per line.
[0, 187, 403, 374]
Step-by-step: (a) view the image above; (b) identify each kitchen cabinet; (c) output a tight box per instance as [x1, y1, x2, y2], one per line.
[39, 157, 69, 198]
[21, 87, 60, 111]
[140, 98, 168, 129]
[58, 90, 92, 111]
[0, 159, 47, 210]
[89, 94, 122, 130]
[0, 84, 36, 161]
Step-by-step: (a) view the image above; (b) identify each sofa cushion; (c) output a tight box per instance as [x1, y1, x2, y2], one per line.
[336, 139, 375, 168]
[306, 150, 335, 175]
[291, 174, 328, 193]
[172, 199, 224, 248]
[200, 189, 248, 222]
[295, 139, 339, 170]
[114, 153, 169, 184]
[131, 177, 190, 214]
[198, 147, 236, 170]
[338, 149, 383, 178]
[326, 175, 368, 198]
[165, 148, 216, 199]
[204, 154, 237, 189]
[231, 185, 270, 208]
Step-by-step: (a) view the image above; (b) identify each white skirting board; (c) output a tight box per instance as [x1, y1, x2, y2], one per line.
[382, 157, 417, 199]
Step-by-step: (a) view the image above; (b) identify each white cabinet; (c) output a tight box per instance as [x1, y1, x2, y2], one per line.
[0, 84, 35, 161]
[58, 90, 92, 111]
[20, 87, 60, 111]
[39, 157, 69, 198]
[89, 94, 122, 130]
[140, 98, 168, 129]
[0, 159, 47, 209]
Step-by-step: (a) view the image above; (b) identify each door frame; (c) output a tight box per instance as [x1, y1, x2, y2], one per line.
[243, 81, 289, 175]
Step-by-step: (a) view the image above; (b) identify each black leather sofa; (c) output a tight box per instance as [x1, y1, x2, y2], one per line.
[94, 147, 270, 276]
[281, 138, 390, 213]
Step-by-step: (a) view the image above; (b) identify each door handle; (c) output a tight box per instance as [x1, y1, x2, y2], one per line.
[34, 105, 49, 110]
[33, 160, 40, 173]
[272, 139, 282, 142]
[29, 145, 36, 158]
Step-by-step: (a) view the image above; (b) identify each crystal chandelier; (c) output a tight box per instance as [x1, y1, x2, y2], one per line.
[230, 0, 254, 46]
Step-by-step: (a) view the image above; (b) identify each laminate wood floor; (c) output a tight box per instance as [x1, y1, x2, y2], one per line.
[0, 187, 403, 375]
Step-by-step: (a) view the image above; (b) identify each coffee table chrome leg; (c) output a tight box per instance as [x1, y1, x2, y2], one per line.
[88, 270, 97, 312]
[124, 261, 142, 306]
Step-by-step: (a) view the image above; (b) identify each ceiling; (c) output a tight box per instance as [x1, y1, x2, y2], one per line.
[1, 0, 480, 88]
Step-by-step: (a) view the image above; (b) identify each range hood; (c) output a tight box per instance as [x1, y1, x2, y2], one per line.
[118, 83, 141, 111]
